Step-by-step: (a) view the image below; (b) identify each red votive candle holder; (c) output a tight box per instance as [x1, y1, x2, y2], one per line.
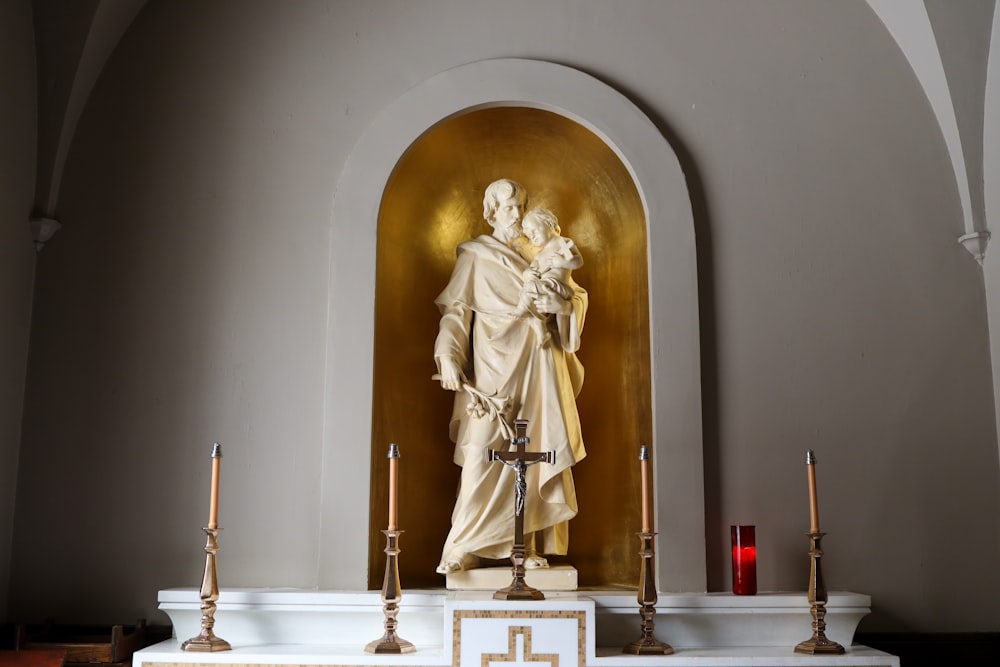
[731, 524, 757, 595]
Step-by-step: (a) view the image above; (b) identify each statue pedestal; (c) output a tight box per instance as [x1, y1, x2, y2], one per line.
[445, 564, 577, 591]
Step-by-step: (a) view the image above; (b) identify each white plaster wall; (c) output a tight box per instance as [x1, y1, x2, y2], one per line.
[0, 0, 38, 624]
[9, 0, 1000, 632]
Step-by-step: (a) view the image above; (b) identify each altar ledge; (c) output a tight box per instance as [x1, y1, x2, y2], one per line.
[134, 587, 898, 667]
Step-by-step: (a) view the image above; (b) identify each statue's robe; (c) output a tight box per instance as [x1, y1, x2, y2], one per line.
[434, 234, 587, 563]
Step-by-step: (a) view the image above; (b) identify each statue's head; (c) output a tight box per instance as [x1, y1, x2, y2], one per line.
[483, 179, 527, 233]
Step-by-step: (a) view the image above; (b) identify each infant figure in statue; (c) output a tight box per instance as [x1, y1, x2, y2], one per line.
[433, 179, 588, 575]
[512, 208, 584, 348]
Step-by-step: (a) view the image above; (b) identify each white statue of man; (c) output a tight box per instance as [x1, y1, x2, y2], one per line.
[433, 178, 588, 574]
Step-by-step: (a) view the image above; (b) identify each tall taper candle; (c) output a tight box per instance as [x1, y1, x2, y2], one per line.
[208, 443, 222, 530]
[806, 450, 819, 533]
[388, 443, 400, 531]
[639, 444, 651, 533]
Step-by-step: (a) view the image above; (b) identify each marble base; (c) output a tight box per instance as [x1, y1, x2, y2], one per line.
[444, 564, 578, 591]
[138, 588, 896, 667]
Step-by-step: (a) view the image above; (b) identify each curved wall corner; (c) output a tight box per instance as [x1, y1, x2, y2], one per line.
[321, 58, 704, 592]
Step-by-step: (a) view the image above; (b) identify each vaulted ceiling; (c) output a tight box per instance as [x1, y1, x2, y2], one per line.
[31, 0, 146, 218]
[28, 0, 998, 258]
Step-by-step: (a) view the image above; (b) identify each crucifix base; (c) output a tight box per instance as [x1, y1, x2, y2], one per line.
[494, 585, 545, 601]
[494, 550, 545, 601]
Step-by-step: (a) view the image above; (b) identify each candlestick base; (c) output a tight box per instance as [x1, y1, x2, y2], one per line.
[364, 632, 416, 655]
[794, 635, 846, 655]
[794, 531, 845, 656]
[622, 532, 673, 656]
[182, 527, 231, 652]
[365, 530, 416, 654]
[623, 617, 673, 656]
[181, 632, 232, 653]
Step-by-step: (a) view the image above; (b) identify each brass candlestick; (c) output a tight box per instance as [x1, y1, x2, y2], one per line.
[181, 527, 231, 652]
[365, 530, 415, 654]
[794, 532, 845, 655]
[623, 531, 673, 655]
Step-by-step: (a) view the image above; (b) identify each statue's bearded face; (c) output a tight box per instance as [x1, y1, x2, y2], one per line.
[492, 196, 524, 242]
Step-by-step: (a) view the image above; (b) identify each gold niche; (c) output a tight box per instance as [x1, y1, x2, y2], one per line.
[369, 106, 652, 589]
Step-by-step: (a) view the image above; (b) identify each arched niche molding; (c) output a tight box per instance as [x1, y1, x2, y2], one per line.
[321, 58, 704, 592]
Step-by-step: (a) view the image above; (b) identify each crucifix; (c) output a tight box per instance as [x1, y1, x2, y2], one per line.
[487, 418, 555, 601]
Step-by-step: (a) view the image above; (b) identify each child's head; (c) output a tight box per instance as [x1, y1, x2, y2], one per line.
[522, 208, 560, 247]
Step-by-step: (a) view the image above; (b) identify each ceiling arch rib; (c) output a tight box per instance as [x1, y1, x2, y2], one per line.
[34, 0, 147, 221]
[40, 2, 991, 263]
[984, 4, 1000, 240]
[867, 0, 987, 262]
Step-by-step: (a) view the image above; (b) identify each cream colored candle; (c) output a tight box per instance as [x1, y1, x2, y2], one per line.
[208, 443, 222, 529]
[388, 443, 400, 531]
[640, 444, 651, 533]
[806, 450, 819, 533]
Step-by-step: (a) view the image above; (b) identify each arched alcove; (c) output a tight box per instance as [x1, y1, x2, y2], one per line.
[322, 59, 703, 592]
[369, 106, 651, 588]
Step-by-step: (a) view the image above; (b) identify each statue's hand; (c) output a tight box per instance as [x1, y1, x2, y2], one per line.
[533, 290, 572, 316]
[435, 357, 466, 391]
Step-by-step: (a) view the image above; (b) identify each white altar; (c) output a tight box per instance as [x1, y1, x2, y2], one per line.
[134, 56, 900, 667]
[134, 588, 898, 667]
